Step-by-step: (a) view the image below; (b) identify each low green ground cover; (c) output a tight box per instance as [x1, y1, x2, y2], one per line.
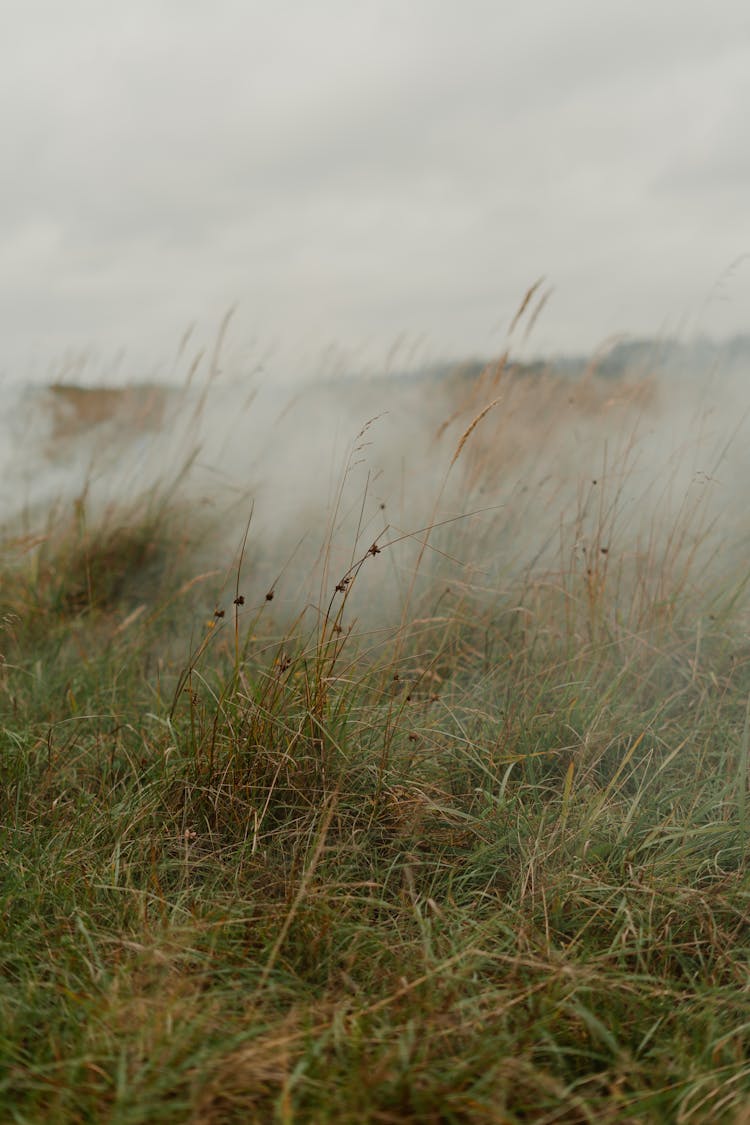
[2, 489, 750, 1124]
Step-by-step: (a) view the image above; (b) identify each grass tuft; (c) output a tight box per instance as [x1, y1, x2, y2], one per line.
[3, 358, 750, 1122]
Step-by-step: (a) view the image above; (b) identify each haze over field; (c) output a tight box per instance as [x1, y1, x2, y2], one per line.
[2, 0, 749, 381]
[2, 1, 749, 625]
[6, 11, 750, 1119]
[3, 335, 750, 645]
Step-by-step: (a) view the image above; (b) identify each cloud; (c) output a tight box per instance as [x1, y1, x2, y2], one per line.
[1, 0, 749, 376]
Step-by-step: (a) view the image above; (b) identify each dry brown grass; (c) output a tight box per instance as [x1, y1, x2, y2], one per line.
[6, 319, 749, 1122]
[438, 361, 660, 496]
[44, 383, 178, 442]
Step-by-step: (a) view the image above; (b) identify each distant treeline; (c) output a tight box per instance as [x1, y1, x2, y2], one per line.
[381, 334, 750, 386]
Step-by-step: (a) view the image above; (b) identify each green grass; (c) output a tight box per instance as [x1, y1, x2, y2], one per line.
[2, 458, 750, 1124]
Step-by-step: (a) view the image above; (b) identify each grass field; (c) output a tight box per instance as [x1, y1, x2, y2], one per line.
[2, 347, 750, 1123]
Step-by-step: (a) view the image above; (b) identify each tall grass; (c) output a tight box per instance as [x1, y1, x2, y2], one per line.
[2, 339, 750, 1123]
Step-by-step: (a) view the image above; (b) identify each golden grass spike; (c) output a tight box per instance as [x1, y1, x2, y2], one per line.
[524, 285, 554, 341]
[450, 396, 502, 468]
[509, 276, 545, 336]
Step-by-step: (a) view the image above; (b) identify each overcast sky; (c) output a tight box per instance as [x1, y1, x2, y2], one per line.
[2, 1, 749, 381]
